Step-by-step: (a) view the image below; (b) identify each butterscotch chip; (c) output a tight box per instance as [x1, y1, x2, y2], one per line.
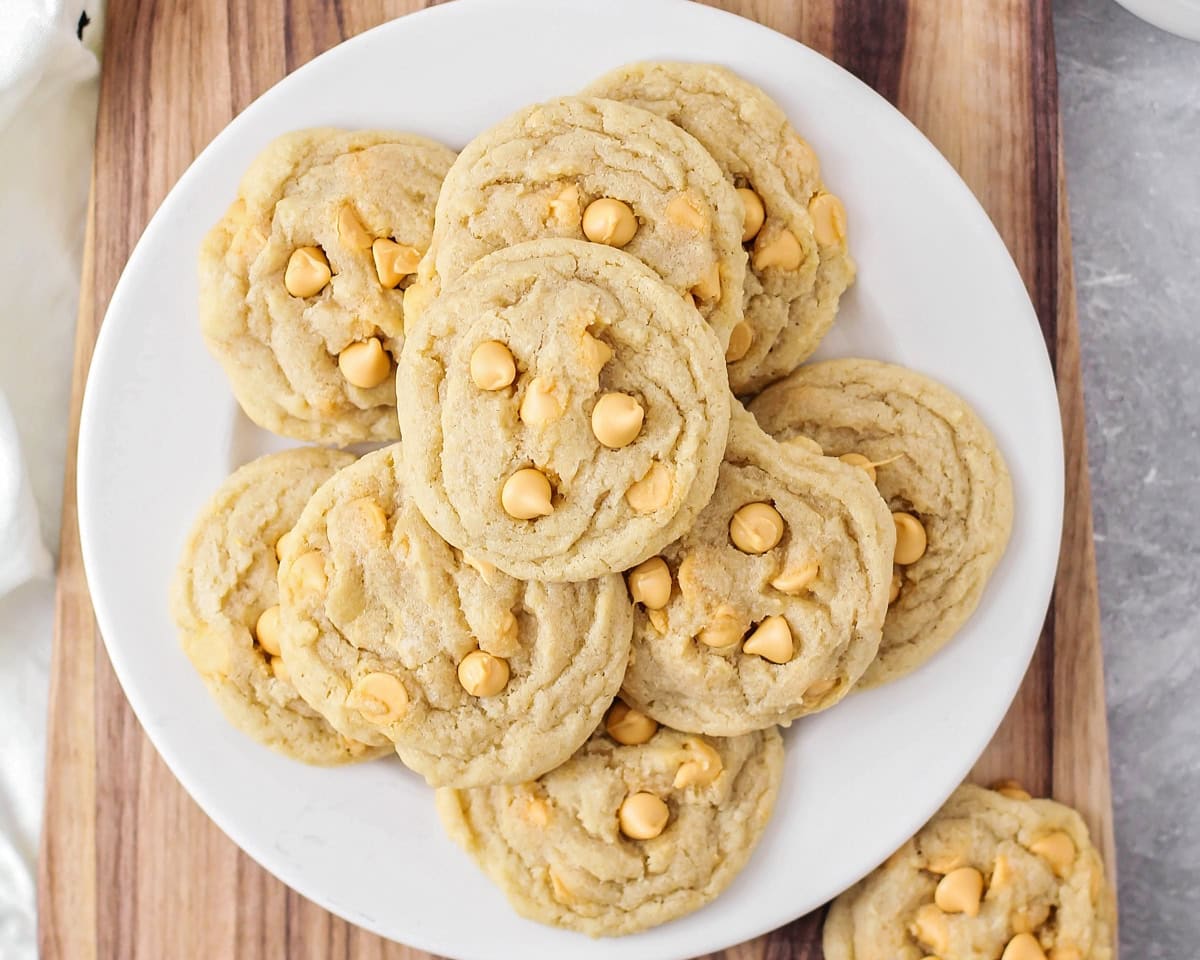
[725, 320, 754, 362]
[771, 560, 818, 594]
[729, 501, 784, 554]
[582, 197, 638, 247]
[587, 62, 853, 393]
[169, 448, 386, 765]
[273, 447, 633, 787]
[548, 183, 581, 229]
[626, 556, 671, 610]
[284, 246, 331, 298]
[372, 237, 421, 288]
[435, 724, 783, 936]
[605, 700, 658, 745]
[750, 358, 1013, 687]
[742, 615, 794, 664]
[199, 129, 455, 445]
[337, 338, 391, 389]
[470, 340, 516, 391]
[398, 240, 729, 582]
[822, 784, 1113, 960]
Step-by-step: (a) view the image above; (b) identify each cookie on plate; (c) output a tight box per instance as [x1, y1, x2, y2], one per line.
[169, 447, 385, 765]
[585, 61, 855, 394]
[436, 711, 783, 936]
[276, 445, 634, 787]
[398, 239, 731, 583]
[748, 358, 1013, 687]
[824, 782, 1114, 960]
[199, 128, 456, 445]
[618, 407, 895, 736]
[405, 95, 746, 348]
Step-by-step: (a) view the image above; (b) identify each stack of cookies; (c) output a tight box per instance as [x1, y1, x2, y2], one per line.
[173, 62, 1110, 955]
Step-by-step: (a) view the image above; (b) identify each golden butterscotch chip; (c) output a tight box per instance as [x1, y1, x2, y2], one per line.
[548, 183, 581, 228]
[618, 791, 669, 840]
[350, 672, 409, 724]
[284, 246, 331, 298]
[626, 462, 673, 513]
[804, 677, 838, 701]
[691, 260, 721, 301]
[347, 497, 388, 538]
[893, 511, 928, 565]
[724, 320, 754, 362]
[580, 331, 613, 373]
[338, 337, 391, 389]
[742, 615, 793, 664]
[626, 556, 672, 609]
[810, 191, 848, 247]
[785, 434, 823, 456]
[501, 468, 554, 520]
[934, 867, 983, 916]
[736, 187, 765, 242]
[665, 192, 709, 232]
[771, 560, 818, 594]
[435, 723, 783, 936]
[290, 550, 327, 595]
[269, 655, 291, 685]
[729, 501, 784, 554]
[888, 569, 903, 604]
[822, 784, 1113, 960]
[337, 204, 374, 249]
[254, 605, 283, 657]
[698, 603, 744, 649]
[582, 197, 638, 247]
[458, 650, 510, 697]
[672, 737, 723, 788]
[470, 340, 516, 391]
[646, 607, 668, 634]
[752, 227, 802, 271]
[591, 392, 644, 448]
[839, 451, 877, 482]
[992, 778, 1033, 801]
[519, 376, 563, 426]
[372, 237, 421, 288]
[604, 700, 657, 745]
[523, 795, 552, 827]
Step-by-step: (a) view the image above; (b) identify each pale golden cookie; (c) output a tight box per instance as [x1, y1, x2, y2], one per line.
[748, 358, 1013, 687]
[398, 240, 731, 583]
[276, 446, 633, 787]
[199, 128, 455, 444]
[436, 719, 783, 936]
[619, 407, 895, 736]
[585, 62, 855, 393]
[169, 447, 385, 765]
[824, 783, 1114, 960]
[407, 96, 746, 348]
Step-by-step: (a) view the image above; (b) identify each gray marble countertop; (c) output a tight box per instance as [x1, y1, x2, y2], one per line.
[1055, 2, 1199, 957]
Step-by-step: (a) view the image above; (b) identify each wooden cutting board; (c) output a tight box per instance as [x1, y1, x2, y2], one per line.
[37, 1, 1117, 957]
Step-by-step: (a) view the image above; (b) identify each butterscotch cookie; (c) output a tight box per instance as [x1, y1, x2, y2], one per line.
[405, 96, 746, 348]
[585, 62, 855, 393]
[824, 782, 1114, 960]
[398, 240, 731, 583]
[436, 715, 783, 936]
[276, 445, 633, 787]
[748, 358, 1013, 687]
[199, 128, 456, 444]
[169, 447, 385, 765]
[618, 407, 895, 736]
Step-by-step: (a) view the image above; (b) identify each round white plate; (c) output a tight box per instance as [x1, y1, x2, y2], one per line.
[77, 1, 1063, 957]
[1112, 0, 1200, 41]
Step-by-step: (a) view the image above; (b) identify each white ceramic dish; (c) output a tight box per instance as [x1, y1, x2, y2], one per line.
[76, 1, 1064, 957]
[1113, 0, 1200, 41]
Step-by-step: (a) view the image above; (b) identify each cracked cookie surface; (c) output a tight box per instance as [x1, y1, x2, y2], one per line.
[398, 239, 731, 583]
[169, 447, 384, 765]
[585, 62, 855, 394]
[619, 408, 895, 736]
[824, 783, 1114, 960]
[276, 445, 633, 787]
[406, 96, 746, 348]
[436, 720, 783, 936]
[199, 128, 455, 444]
[749, 358, 1013, 687]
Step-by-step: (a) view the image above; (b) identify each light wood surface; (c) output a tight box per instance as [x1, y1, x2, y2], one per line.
[37, 1, 1116, 957]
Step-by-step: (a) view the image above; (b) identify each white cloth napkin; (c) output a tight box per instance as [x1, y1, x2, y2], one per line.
[0, 2, 102, 958]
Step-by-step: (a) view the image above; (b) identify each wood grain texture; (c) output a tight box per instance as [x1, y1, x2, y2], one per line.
[38, 1, 1115, 957]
